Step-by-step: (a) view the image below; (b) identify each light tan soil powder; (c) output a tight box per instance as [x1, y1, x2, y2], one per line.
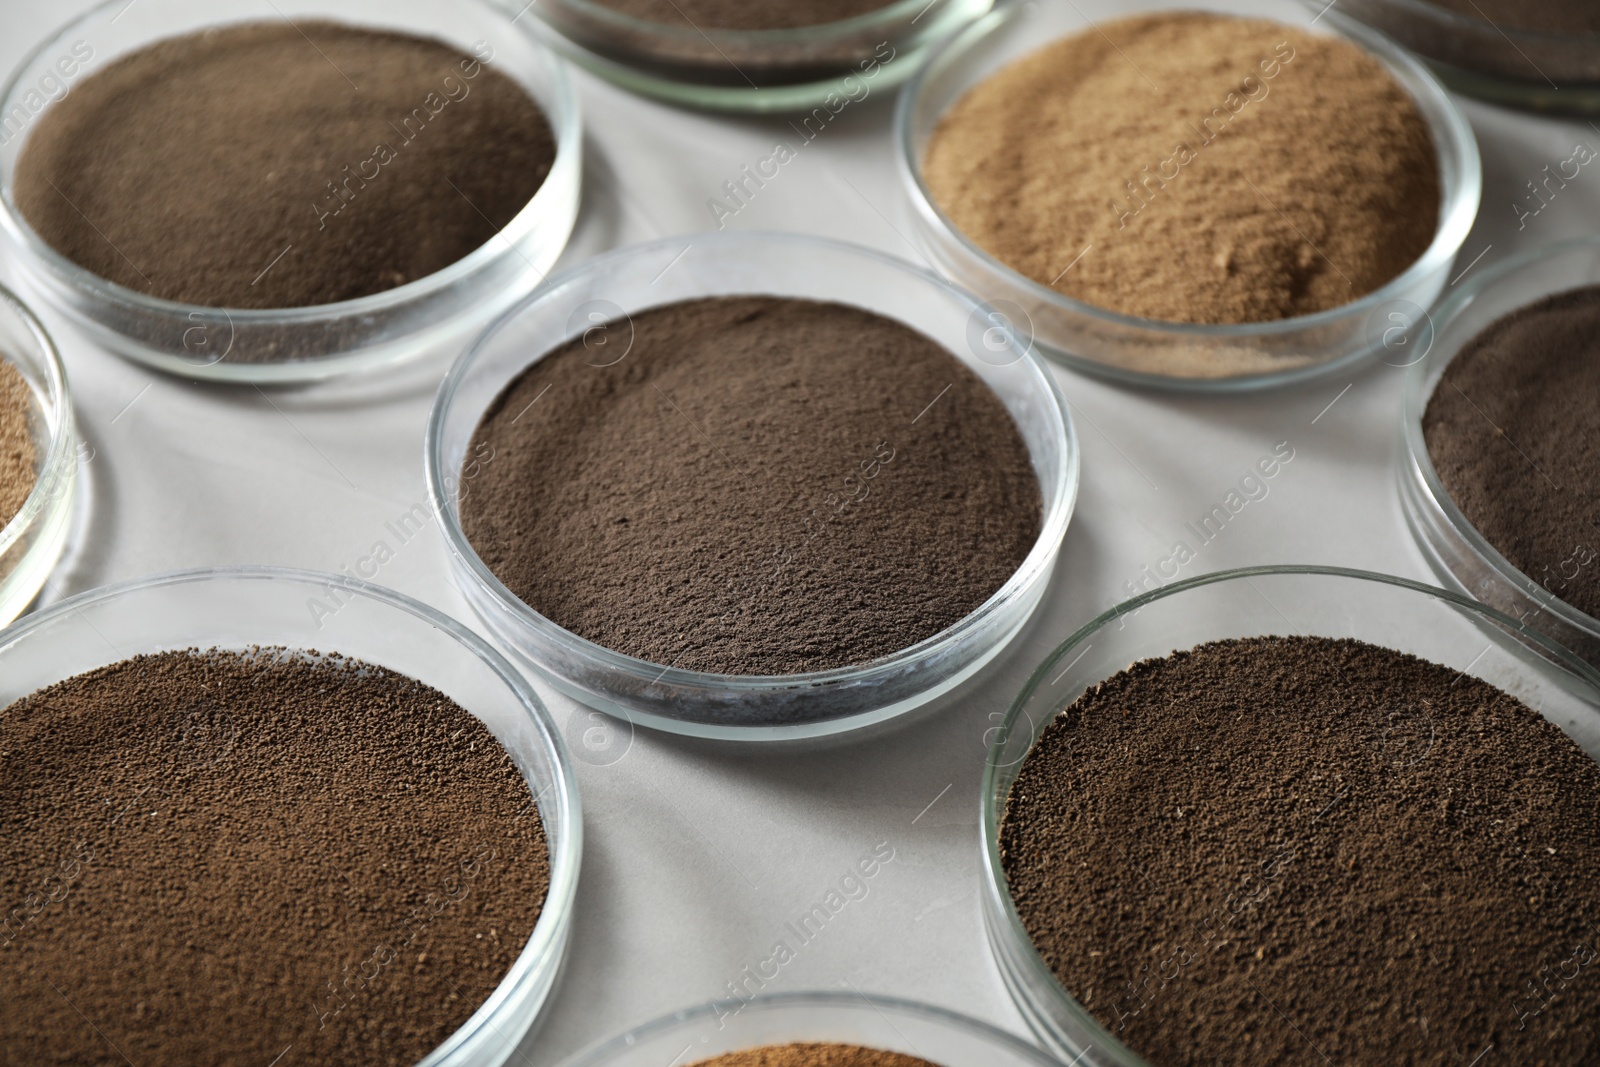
[923, 12, 1440, 326]
[0, 359, 36, 527]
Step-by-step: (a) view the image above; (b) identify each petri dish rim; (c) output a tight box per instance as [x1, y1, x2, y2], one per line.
[0, 280, 76, 626]
[0, 280, 74, 568]
[557, 989, 1070, 1066]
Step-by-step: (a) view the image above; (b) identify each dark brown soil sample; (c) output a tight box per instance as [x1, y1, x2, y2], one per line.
[587, 0, 898, 31]
[1001, 636, 1600, 1066]
[689, 1045, 940, 1066]
[0, 649, 550, 1067]
[15, 22, 554, 309]
[1429, 0, 1600, 34]
[461, 295, 1042, 676]
[1423, 285, 1600, 619]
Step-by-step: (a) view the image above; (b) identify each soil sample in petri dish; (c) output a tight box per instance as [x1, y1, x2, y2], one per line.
[922, 12, 1440, 329]
[1423, 284, 1600, 620]
[1001, 635, 1600, 1065]
[1428, 0, 1600, 33]
[13, 23, 555, 311]
[0, 648, 550, 1066]
[1408, 0, 1600, 85]
[461, 295, 1042, 677]
[535, 0, 915, 96]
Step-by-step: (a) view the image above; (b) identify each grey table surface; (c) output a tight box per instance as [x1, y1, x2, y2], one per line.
[4, 0, 1598, 1061]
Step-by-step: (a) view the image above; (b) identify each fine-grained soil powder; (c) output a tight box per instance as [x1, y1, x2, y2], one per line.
[0, 649, 550, 1067]
[1001, 636, 1600, 1066]
[0, 360, 35, 527]
[689, 1044, 940, 1066]
[1423, 285, 1600, 619]
[461, 296, 1042, 676]
[923, 13, 1440, 325]
[589, 0, 896, 31]
[15, 23, 555, 309]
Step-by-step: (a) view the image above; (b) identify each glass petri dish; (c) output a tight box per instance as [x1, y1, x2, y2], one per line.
[0, 0, 581, 384]
[0, 566, 582, 1067]
[1399, 239, 1600, 669]
[558, 991, 1065, 1066]
[980, 565, 1600, 1064]
[0, 282, 75, 626]
[1329, 0, 1600, 114]
[427, 231, 1078, 741]
[895, 0, 1481, 391]
[526, 0, 992, 113]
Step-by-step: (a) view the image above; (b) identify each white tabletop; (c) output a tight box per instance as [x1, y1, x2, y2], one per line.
[5, 0, 1598, 1061]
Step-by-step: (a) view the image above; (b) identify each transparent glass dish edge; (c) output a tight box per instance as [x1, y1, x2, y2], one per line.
[0, 281, 76, 624]
[556, 990, 1067, 1066]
